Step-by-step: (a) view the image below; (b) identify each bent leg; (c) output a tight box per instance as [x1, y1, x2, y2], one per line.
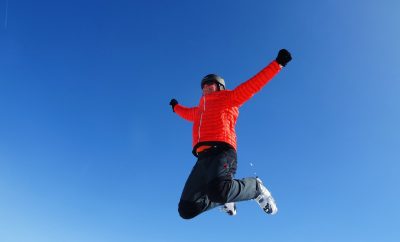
[205, 149, 259, 203]
[178, 200, 204, 219]
[178, 160, 220, 219]
[207, 177, 258, 203]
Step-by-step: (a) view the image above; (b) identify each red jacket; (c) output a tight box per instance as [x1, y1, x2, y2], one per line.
[175, 61, 281, 155]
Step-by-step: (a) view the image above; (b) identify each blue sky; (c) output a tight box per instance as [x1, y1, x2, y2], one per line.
[1, 0, 399, 241]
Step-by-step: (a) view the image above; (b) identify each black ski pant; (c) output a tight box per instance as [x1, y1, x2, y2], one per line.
[178, 147, 258, 219]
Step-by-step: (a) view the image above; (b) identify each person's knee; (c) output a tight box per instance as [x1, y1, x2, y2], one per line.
[178, 200, 202, 219]
[207, 179, 232, 203]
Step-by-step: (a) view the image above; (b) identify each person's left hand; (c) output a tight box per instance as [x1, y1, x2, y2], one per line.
[276, 49, 292, 67]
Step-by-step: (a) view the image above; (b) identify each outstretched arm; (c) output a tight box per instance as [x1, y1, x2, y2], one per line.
[230, 49, 292, 107]
[169, 99, 198, 122]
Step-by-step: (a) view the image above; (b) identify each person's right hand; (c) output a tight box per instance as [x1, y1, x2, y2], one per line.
[169, 99, 178, 112]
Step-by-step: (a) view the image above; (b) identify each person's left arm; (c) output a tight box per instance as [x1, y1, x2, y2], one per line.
[229, 49, 291, 107]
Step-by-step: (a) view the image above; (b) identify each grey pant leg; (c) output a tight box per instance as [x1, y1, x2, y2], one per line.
[205, 148, 259, 203]
[178, 148, 259, 219]
[227, 177, 258, 202]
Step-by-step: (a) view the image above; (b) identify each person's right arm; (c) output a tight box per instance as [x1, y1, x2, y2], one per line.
[169, 99, 198, 122]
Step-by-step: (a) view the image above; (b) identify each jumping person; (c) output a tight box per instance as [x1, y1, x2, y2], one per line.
[169, 49, 292, 219]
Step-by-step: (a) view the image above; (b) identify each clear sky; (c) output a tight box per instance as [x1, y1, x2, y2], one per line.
[1, 0, 399, 242]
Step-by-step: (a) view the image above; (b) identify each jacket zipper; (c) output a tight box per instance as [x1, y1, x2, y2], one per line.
[198, 95, 206, 143]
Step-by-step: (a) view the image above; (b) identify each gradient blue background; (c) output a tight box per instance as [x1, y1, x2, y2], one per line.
[1, 1, 399, 242]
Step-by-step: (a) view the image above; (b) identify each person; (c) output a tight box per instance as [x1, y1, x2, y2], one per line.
[169, 49, 292, 219]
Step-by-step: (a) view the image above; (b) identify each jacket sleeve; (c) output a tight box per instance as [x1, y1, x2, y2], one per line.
[230, 60, 281, 107]
[174, 104, 198, 122]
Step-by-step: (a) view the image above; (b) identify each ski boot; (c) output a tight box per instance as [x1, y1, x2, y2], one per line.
[255, 178, 278, 215]
[222, 202, 237, 216]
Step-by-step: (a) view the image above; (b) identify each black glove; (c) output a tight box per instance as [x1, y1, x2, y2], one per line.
[275, 49, 292, 67]
[169, 99, 178, 112]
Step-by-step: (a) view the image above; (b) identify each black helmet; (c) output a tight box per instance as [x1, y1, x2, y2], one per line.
[201, 74, 226, 90]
